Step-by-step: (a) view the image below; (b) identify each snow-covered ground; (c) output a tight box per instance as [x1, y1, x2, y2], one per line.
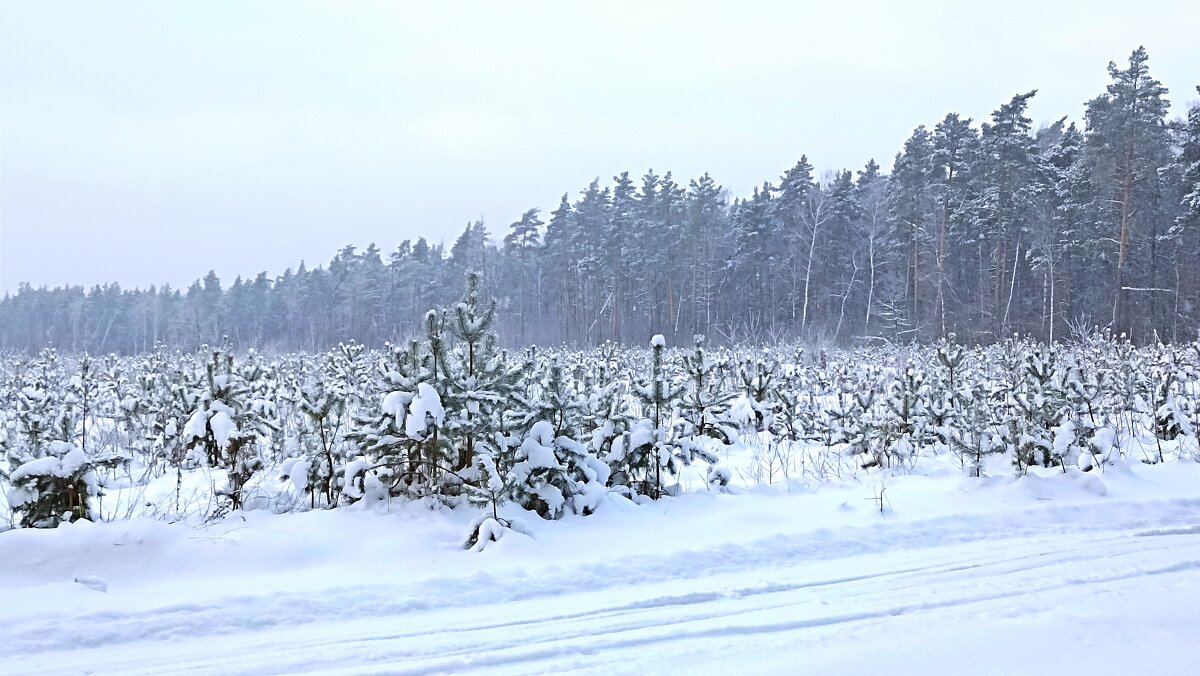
[3, 454, 1200, 675]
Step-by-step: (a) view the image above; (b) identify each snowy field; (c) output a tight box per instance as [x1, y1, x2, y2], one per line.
[3, 448, 1200, 675]
[7, 326, 1200, 674]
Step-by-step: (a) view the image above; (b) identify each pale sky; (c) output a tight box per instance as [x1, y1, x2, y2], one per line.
[1, 0, 1197, 294]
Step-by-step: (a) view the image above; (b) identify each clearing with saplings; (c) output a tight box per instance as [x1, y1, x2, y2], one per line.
[3, 273, 1200, 673]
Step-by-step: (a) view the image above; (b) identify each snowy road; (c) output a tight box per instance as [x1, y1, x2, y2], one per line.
[5, 494, 1200, 675]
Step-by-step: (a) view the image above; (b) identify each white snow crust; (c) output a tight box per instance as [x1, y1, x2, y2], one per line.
[2, 456, 1200, 674]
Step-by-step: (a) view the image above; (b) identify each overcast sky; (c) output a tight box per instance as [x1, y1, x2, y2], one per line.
[1, 1, 1197, 294]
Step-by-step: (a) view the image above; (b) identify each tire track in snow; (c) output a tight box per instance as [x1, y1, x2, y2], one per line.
[315, 537, 1200, 674]
[7, 498, 1200, 675]
[34, 532, 1200, 676]
[9, 496, 1200, 657]
[373, 561, 1200, 676]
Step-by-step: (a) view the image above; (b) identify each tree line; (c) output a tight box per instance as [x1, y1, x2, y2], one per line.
[3, 47, 1198, 353]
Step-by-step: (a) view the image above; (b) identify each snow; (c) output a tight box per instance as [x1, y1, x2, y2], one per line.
[209, 410, 237, 450]
[467, 516, 508, 552]
[3, 456, 1200, 674]
[8, 443, 86, 483]
[404, 383, 445, 439]
[532, 482, 566, 514]
[380, 390, 409, 422]
[285, 457, 312, 494]
[182, 408, 208, 442]
[519, 437, 559, 469]
[726, 394, 756, 427]
[1053, 419, 1077, 461]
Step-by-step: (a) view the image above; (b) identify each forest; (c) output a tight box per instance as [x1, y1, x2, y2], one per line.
[5, 270, 1198, 532]
[3, 47, 1199, 353]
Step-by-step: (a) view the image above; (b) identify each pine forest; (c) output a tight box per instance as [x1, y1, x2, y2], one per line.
[4, 48, 1200, 353]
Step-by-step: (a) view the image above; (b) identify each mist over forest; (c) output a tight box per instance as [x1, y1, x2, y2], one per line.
[4, 47, 1199, 353]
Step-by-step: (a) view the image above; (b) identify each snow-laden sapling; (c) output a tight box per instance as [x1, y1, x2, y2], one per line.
[182, 349, 278, 511]
[346, 335, 450, 501]
[929, 336, 969, 450]
[463, 451, 511, 551]
[3, 441, 123, 528]
[947, 385, 1003, 477]
[734, 356, 778, 433]
[1150, 351, 1192, 463]
[1, 354, 124, 527]
[629, 334, 685, 498]
[582, 375, 638, 493]
[1009, 347, 1067, 471]
[284, 375, 349, 507]
[436, 272, 524, 478]
[662, 336, 734, 492]
[868, 363, 929, 470]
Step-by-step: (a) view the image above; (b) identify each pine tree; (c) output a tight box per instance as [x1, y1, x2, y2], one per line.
[181, 348, 278, 511]
[439, 271, 522, 474]
[630, 335, 685, 498]
[1038, 121, 1087, 343]
[584, 368, 640, 494]
[854, 159, 895, 336]
[1012, 345, 1067, 469]
[503, 208, 543, 345]
[345, 332, 443, 501]
[1180, 87, 1200, 230]
[288, 372, 348, 507]
[930, 336, 968, 449]
[889, 127, 937, 339]
[734, 354, 778, 434]
[678, 336, 737, 445]
[974, 91, 1044, 338]
[1168, 88, 1200, 336]
[948, 388, 1002, 477]
[728, 183, 777, 336]
[1, 350, 123, 527]
[931, 113, 979, 337]
[877, 362, 929, 469]
[1083, 47, 1173, 338]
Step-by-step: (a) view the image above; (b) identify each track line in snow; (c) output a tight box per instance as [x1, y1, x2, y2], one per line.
[10, 523, 1200, 676]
